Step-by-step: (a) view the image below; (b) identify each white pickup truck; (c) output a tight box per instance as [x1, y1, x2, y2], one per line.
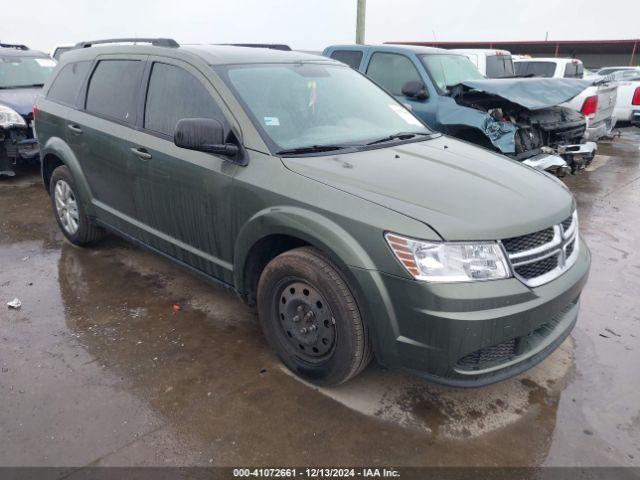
[599, 70, 640, 126]
[513, 57, 618, 142]
[451, 49, 516, 78]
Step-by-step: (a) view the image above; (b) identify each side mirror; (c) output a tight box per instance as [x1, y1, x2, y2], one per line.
[174, 118, 239, 157]
[401, 80, 429, 100]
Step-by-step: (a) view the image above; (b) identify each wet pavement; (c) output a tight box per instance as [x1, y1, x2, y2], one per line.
[1, 129, 639, 467]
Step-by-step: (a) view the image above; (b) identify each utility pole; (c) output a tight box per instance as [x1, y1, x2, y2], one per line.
[356, 0, 366, 44]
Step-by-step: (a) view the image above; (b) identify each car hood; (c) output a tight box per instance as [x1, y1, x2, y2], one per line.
[281, 136, 574, 241]
[0, 87, 40, 117]
[457, 78, 593, 110]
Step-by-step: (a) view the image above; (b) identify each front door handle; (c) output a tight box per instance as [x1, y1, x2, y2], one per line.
[130, 147, 152, 160]
[67, 124, 83, 134]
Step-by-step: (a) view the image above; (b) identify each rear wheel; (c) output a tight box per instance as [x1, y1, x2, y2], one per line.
[257, 247, 372, 386]
[50, 165, 104, 246]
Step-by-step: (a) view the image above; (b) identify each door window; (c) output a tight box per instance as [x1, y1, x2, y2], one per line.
[86, 60, 144, 123]
[366, 52, 422, 95]
[144, 62, 226, 137]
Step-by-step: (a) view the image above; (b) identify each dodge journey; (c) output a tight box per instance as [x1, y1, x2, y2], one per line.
[34, 38, 590, 386]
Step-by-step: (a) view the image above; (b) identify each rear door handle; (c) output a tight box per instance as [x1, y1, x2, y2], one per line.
[130, 147, 152, 160]
[67, 124, 83, 134]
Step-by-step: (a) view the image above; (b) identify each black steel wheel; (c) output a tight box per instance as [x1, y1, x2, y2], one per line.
[257, 247, 372, 386]
[277, 280, 336, 362]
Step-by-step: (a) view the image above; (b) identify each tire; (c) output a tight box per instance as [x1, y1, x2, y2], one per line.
[49, 165, 104, 246]
[257, 246, 372, 386]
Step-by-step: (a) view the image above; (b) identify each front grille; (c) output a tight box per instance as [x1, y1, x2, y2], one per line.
[565, 238, 575, 258]
[514, 254, 559, 279]
[502, 227, 554, 254]
[457, 339, 517, 369]
[501, 211, 579, 287]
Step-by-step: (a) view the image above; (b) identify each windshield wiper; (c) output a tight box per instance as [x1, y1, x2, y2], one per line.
[365, 132, 431, 146]
[0, 83, 45, 89]
[276, 144, 361, 156]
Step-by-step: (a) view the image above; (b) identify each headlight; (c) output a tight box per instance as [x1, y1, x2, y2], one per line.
[385, 233, 511, 282]
[0, 105, 27, 128]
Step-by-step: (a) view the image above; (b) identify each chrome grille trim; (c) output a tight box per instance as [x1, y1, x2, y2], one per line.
[501, 211, 579, 288]
[508, 225, 562, 261]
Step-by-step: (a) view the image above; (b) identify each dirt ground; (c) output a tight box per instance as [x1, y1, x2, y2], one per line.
[1, 129, 639, 468]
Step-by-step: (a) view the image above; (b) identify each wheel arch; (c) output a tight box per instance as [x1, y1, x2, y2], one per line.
[41, 138, 93, 211]
[234, 207, 377, 306]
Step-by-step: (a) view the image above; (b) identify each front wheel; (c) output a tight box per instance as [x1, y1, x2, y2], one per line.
[257, 247, 372, 386]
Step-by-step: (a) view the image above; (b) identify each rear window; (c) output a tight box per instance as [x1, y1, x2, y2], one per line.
[597, 68, 623, 76]
[329, 50, 363, 69]
[514, 61, 556, 78]
[485, 55, 515, 78]
[47, 61, 91, 106]
[85, 60, 144, 123]
[564, 62, 584, 78]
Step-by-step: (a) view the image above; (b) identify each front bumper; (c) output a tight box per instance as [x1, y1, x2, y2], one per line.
[522, 153, 567, 173]
[0, 127, 40, 176]
[350, 237, 590, 387]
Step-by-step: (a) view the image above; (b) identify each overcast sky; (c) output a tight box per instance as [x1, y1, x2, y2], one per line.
[2, 0, 638, 53]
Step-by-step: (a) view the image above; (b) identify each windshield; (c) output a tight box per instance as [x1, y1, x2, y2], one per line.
[218, 63, 430, 152]
[485, 55, 515, 78]
[420, 54, 484, 92]
[0, 55, 56, 88]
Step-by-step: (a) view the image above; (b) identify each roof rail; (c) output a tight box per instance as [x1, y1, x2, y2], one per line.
[0, 42, 29, 51]
[74, 38, 179, 48]
[224, 43, 292, 51]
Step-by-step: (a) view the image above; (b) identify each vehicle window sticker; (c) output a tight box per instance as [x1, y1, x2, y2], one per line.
[35, 58, 57, 67]
[307, 80, 317, 113]
[264, 117, 280, 126]
[388, 104, 422, 126]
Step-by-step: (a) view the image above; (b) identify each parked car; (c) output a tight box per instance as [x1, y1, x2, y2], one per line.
[35, 38, 590, 387]
[513, 57, 618, 142]
[513, 56, 585, 79]
[595, 66, 640, 77]
[450, 49, 515, 78]
[324, 44, 595, 174]
[0, 42, 56, 177]
[51, 44, 74, 60]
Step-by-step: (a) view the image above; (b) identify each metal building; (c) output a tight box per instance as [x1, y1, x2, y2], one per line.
[386, 39, 639, 69]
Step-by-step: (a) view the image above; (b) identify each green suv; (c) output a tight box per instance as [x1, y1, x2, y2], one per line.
[34, 39, 590, 387]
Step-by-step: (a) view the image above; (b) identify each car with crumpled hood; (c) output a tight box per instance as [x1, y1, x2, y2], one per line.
[513, 56, 618, 143]
[324, 44, 596, 175]
[35, 39, 590, 387]
[0, 43, 56, 177]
